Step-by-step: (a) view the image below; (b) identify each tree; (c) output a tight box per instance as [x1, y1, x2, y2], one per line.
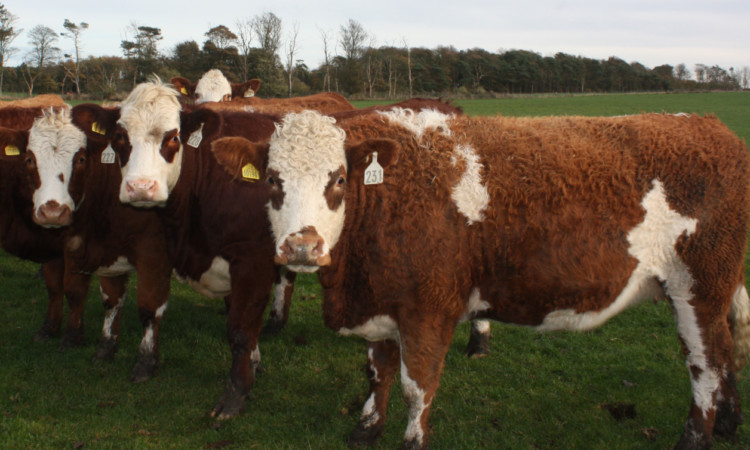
[22, 25, 60, 95]
[171, 40, 203, 82]
[0, 4, 21, 94]
[284, 22, 299, 96]
[251, 12, 283, 95]
[234, 18, 253, 81]
[121, 23, 163, 86]
[403, 38, 412, 97]
[338, 19, 367, 94]
[203, 25, 239, 77]
[61, 19, 89, 95]
[319, 27, 333, 91]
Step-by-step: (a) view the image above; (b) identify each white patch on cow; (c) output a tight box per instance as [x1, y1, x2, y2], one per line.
[155, 302, 168, 319]
[250, 345, 261, 373]
[360, 393, 380, 428]
[140, 324, 154, 353]
[266, 111, 348, 261]
[367, 346, 381, 383]
[401, 358, 430, 446]
[28, 107, 83, 219]
[100, 286, 126, 339]
[459, 287, 491, 323]
[117, 79, 183, 206]
[94, 256, 135, 277]
[175, 256, 231, 299]
[379, 108, 453, 139]
[730, 284, 750, 370]
[473, 319, 491, 334]
[194, 69, 232, 104]
[450, 144, 489, 224]
[271, 274, 292, 317]
[338, 315, 399, 342]
[538, 179, 695, 332]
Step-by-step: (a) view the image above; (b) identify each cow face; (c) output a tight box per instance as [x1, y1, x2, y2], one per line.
[0, 108, 86, 228]
[113, 80, 184, 207]
[211, 111, 398, 273]
[194, 69, 232, 104]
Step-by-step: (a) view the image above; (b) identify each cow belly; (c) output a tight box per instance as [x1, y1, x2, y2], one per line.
[176, 256, 231, 299]
[95, 256, 135, 277]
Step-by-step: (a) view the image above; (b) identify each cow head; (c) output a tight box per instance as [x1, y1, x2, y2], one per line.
[210, 110, 399, 273]
[172, 70, 261, 104]
[0, 107, 86, 228]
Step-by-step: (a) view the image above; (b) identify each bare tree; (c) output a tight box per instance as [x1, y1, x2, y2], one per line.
[0, 4, 21, 94]
[234, 18, 253, 80]
[284, 22, 299, 97]
[339, 19, 366, 61]
[675, 63, 691, 82]
[319, 27, 333, 91]
[364, 36, 377, 97]
[403, 37, 413, 97]
[251, 12, 283, 94]
[61, 19, 89, 95]
[22, 25, 60, 95]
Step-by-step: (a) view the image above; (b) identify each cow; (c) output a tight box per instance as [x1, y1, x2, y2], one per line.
[171, 69, 261, 104]
[211, 109, 750, 449]
[0, 107, 172, 381]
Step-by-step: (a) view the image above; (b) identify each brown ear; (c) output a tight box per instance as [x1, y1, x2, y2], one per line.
[170, 76, 196, 99]
[0, 126, 29, 160]
[210, 136, 268, 182]
[346, 138, 400, 173]
[180, 107, 222, 147]
[231, 79, 261, 98]
[71, 103, 119, 144]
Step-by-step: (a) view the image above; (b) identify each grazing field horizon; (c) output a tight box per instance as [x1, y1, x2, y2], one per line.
[1, 91, 749, 448]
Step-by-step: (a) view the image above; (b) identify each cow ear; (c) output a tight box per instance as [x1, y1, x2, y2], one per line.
[210, 136, 268, 182]
[171, 76, 196, 99]
[231, 78, 261, 98]
[180, 108, 222, 147]
[71, 103, 118, 144]
[346, 138, 400, 173]
[0, 127, 28, 160]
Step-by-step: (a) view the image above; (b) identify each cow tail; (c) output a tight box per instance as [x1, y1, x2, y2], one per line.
[729, 283, 750, 371]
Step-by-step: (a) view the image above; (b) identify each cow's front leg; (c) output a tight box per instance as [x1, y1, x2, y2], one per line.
[262, 268, 296, 335]
[348, 339, 400, 446]
[399, 317, 455, 449]
[59, 261, 92, 350]
[94, 275, 128, 360]
[131, 255, 171, 383]
[34, 259, 65, 341]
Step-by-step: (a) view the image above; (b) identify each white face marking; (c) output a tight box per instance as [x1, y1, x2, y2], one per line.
[28, 107, 84, 223]
[100, 287, 126, 339]
[194, 69, 232, 103]
[266, 111, 348, 263]
[338, 315, 399, 342]
[379, 108, 454, 139]
[451, 144, 490, 224]
[94, 256, 136, 277]
[174, 256, 231, 299]
[401, 357, 430, 446]
[117, 80, 183, 206]
[538, 179, 696, 331]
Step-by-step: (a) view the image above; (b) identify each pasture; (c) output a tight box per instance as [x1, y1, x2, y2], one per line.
[2, 91, 750, 448]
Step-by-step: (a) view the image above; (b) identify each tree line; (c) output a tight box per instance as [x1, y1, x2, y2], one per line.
[0, 5, 746, 100]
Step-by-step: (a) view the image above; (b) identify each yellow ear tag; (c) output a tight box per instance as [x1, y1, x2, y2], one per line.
[4, 145, 19, 156]
[91, 122, 106, 135]
[180, 87, 188, 95]
[241, 163, 259, 181]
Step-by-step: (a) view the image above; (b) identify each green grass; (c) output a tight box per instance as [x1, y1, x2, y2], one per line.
[3, 92, 750, 448]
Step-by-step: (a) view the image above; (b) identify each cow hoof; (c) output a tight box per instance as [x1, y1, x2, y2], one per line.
[347, 421, 384, 447]
[402, 436, 429, 450]
[33, 323, 60, 342]
[714, 402, 743, 441]
[130, 351, 158, 383]
[465, 333, 490, 358]
[209, 379, 250, 420]
[94, 337, 119, 360]
[674, 430, 711, 450]
[58, 328, 85, 351]
[261, 317, 285, 335]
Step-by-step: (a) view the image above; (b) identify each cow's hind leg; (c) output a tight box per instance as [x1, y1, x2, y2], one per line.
[465, 319, 491, 357]
[262, 268, 296, 335]
[34, 259, 65, 341]
[348, 339, 400, 446]
[94, 275, 128, 360]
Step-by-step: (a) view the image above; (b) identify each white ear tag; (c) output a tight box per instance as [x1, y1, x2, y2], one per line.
[101, 145, 116, 164]
[364, 152, 384, 185]
[187, 123, 204, 148]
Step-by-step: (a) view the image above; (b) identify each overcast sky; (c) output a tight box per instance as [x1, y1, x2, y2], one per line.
[5, 0, 750, 77]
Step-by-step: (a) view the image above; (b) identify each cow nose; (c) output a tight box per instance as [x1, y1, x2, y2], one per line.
[275, 230, 331, 268]
[125, 179, 158, 202]
[35, 200, 72, 227]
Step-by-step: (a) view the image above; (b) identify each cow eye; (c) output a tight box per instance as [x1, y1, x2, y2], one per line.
[267, 176, 275, 185]
[77, 155, 86, 164]
[172, 135, 180, 143]
[25, 156, 34, 166]
[337, 176, 346, 185]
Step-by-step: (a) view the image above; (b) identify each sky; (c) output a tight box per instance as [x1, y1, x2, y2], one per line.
[5, 0, 750, 77]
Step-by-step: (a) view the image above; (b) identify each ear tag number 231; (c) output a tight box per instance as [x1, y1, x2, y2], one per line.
[364, 152, 383, 185]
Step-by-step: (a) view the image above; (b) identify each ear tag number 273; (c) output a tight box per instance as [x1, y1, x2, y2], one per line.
[364, 152, 384, 185]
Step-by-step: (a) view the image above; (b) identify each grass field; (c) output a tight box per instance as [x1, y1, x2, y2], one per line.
[2, 92, 750, 449]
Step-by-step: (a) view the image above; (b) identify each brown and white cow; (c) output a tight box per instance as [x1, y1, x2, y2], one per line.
[213, 109, 750, 448]
[80, 78, 297, 418]
[171, 69, 261, 104]
[0, 107, 172, 381]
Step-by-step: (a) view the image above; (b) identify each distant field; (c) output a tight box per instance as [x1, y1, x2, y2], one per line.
[1, 92, 750, 449]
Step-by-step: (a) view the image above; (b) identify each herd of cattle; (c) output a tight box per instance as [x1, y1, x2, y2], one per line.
[2, 68, 750, 448]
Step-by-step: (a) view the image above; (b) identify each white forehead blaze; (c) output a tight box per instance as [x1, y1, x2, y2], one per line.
[28, 107, 84, 211]
[266, 110, 347, 258]
[195, 69, 231, 103]
[117, 80, 183, 204]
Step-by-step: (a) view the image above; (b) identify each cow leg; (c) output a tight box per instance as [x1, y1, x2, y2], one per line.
[210, 263, 273, 419]
[262, 268, 296, 335]
[348, 339, 400, 446]
[465, 319, 491, 357]
[59, 262, 92, 350]
[94, 275, 128, 360]
[131, 252, 172, 383]
[399, 318, 455, 449]
[34, 258, 65, 341]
